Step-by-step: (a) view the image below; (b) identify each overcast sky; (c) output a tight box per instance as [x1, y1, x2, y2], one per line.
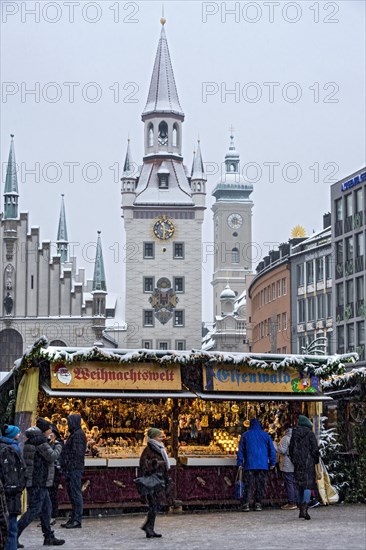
[1, 0, 365, 323]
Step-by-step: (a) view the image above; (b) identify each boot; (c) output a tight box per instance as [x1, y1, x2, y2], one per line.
[141, 514, 162, 538]
[299, 503, 306, 518]
[303, 505, 311, 520]
[43, 534, 66, 546]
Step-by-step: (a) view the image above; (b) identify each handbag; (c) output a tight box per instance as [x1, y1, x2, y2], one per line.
[134, 473, 166, 496]
[315, 462, 322, 481]
[234, 467, 245, 500]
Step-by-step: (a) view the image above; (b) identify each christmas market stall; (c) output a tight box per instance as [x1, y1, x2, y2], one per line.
[0, 337, 358, 512]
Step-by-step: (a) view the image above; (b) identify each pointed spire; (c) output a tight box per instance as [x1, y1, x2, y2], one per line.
[56, 195, 68, 263]
[142, 22, 184, 118]
[191, 140, 206, 181]
[123, 138, 134, 176]
[4, 134, 19, 219]
[92, 231, 107, 292]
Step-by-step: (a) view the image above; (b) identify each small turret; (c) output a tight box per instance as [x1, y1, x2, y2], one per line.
[56, 194, 68, 263]
[190, 140, 206, 206]
[3, 134, 19, 219]
[121, 139, 138, 208]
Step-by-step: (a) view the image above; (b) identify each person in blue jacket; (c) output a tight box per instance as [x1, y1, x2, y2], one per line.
[237, 418, 277, 511]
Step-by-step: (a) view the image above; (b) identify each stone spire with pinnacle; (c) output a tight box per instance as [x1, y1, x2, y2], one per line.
[4, 134, 19, 219]
[57, 194, 68, 263]
[123, 138, 135, 177]
[142, 19, 184, 118]
[92, 231, 107, 292]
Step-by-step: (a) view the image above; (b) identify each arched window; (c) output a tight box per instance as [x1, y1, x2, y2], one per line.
[172, 124, 178, 147]
[0, 329, 23, 371]
[158, 121, 168, 145]
[230, 163, 235, 172]
[49, 340, 67, 347]
[231, 247, 239, 263]
[148, 124, 154, 147]
[197, 183, 201, 192]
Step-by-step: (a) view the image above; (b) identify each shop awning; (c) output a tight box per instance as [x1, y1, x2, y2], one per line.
[194, 392, 333, 402]
[41, 384, 196, 399]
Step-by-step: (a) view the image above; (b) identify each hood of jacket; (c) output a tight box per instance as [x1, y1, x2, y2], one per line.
[24, 426, 48, 445]
[249, 418, 261, 430]
[294, 425, 312, 440]
[68, 414, 82, 433]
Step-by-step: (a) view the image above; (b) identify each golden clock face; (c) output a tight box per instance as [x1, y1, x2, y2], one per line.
[153, 216, 175, 240]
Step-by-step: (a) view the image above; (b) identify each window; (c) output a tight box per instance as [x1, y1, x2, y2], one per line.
[336, 241, 343, 264]
[282, 347, 287, 354]
[277, 280, 281, 297]
[335, 198, 343, 221]
[148, 123, 154, 147]
[172, 124, 178, 147]
[159, 341, 168, 350]
[298, 335, 306, 354]
[272, 283, 276, 300]
[298, 299, 305, 323]
[173, 277, 184, 292]
[347, 323, 355, 351]
[317, 294, 325, 319]
[325, 255, 331, 279]
[282, 278, 287, 295]
[356, 276, 364, 301]
[142, 340, 153, 349]
[144, 277, 154, 292]
[357, 321, 365, 359]
[345, 193, 353, 217]
[306, 261, 314, 284]
[143, 310, 154, 326]
[144, 242, 154, 259]
[174, 310, 184, 326]
[282, 312, 287, 330]
[337, 326, 345, 354]
[326, 292, 332, 317]
[231, 247, 239, 263]
[175, 340, 186, 351]
[174, 242, 184, 259]
[316, 258, 324, 282]
[297, 264, 304, 287]
[307, 297, 315, 321]
[336, 283, 344, 307]
[356, 188, 363, 213]
[158, 173, 169, 189]
[356, 232, 364, 258]
[268, 285, 272, 302]
[346, 279, 354, 304]
[277, 314, 281, 332]
[345, 236, 353, 261]
[158, 121, 168, 145]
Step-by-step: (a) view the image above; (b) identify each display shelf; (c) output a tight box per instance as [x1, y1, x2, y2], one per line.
[84, 458, 107, 467]
[179, 456, 237, 466]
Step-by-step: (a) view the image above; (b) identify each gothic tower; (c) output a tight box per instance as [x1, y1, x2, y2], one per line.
[211, 133, 254, 318]
[121, 20, 206, 350]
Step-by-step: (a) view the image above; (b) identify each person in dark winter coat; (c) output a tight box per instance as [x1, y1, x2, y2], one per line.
[0, 479, 8, 550]
[48, 425, 64, 524]
[139, 428, 171, 538]
[17, 418, 65, 547]
[0, 425, 26, 550]
[60, 414, 87, 529]
[237, 418, 276, 511]
[289, 415, 320, 520]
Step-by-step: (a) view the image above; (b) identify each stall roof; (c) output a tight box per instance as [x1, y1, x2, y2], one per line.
[195, 392, 333, 402]
[41, 384, 196, 399]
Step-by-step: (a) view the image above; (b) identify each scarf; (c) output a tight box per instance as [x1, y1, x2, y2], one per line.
[148, 438, 170, 470]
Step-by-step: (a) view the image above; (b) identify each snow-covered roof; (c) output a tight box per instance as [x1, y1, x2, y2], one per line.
[134, 160, 193, 205]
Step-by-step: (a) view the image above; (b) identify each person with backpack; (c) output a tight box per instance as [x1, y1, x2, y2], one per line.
[0, 478, 9, 550]
[17, 418, 65, 547]
[0, 425, 26, 550]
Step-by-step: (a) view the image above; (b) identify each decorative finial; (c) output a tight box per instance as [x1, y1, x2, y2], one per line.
[10, 134, 14, 139]
[97, 230, 101, 235]
[160, 3, 166, 25]
[61, 193, 64, 198]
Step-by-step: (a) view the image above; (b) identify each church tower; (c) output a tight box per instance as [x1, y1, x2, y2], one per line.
[57, 194, 68, 264]
[121, 20, 206, 350]
[211, 133, 254, 318]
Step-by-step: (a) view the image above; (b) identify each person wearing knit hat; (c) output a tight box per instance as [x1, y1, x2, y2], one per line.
[3, 425, 20, 440]
[36, 418, 52, 434]
[289, 415, 320, 521]
[139, 427, 171, 538]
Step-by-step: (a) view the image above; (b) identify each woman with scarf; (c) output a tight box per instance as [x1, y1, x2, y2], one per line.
[139, 428, 171, 539]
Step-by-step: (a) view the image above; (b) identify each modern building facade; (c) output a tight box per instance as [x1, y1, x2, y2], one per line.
[331, 167, 366, 364]
[0, 136, 110, 371]
[121, 21, 206, 350]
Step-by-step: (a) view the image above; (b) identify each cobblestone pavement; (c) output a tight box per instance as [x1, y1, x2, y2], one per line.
[18, 504, 365, 550]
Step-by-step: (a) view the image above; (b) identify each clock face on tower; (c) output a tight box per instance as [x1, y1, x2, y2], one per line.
[227, 213, 243, 230]
[153, 216, 175, 240]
